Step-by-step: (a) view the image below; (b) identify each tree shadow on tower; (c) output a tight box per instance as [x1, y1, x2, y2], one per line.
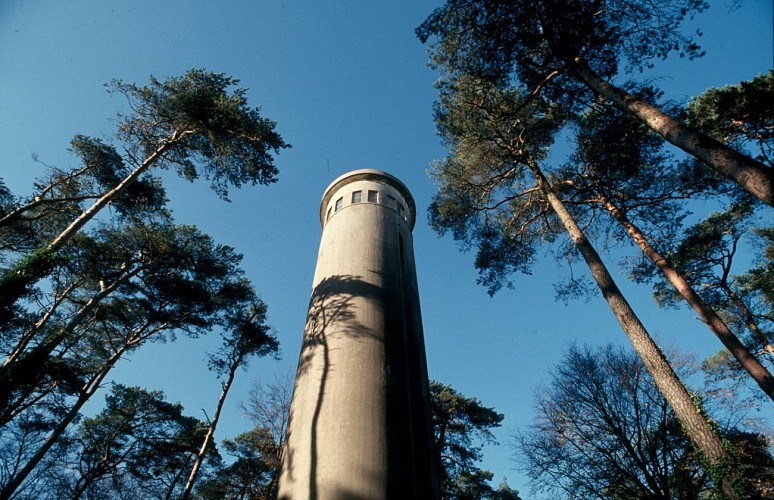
[281, 274, 385, 500]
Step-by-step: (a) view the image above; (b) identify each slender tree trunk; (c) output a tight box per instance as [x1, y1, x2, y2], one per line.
[527, 161, 745, 499]
[46, 131, 190, 252]
[569, 58, 773, 207]
[0, 129, 190, 317]
[182, 362, 239, 499]
[598, 194, 774, 401]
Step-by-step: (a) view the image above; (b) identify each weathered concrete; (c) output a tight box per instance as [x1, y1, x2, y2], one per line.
[277, 170, 439, 499]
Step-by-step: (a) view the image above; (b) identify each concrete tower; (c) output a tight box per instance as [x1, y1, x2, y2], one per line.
[277, 170, 439, 499]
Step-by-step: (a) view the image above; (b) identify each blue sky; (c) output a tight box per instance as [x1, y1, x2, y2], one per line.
[1, 0, 772, 495]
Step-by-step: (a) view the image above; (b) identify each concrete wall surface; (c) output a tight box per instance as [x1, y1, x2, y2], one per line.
[277, 170, 438, 499]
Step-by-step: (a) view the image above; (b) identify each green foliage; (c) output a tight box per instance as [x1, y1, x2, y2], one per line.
[687, 70, 774, 166]
[556, 88, 699, 245]
[0, 218, 278, 497]
[0, 247, 58, 296]
[110, 68, 289, 200]
[427, 76, 566, 295]
[738, 227, 774, 319]
[0, 69, 287, 497]
[0, 217, 261, 420]
[207, 302, 278, 378]
[564, 85, 730, 204]
[69, 134, 168, 215]
[196, 427, 280, 500]
[431, 381, 510, 499]
[417, 0, 707, 102]
[0, 248, 58, 327]
[41, 384, 210, 498]
[0, 68, 288, 330]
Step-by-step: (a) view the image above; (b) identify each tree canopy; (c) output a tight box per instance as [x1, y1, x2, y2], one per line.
[418, 11, 770, 493]
[431, 381, 521, 499]
[0, 69, 285, 498]
[418, 0, 773, 205]
[0, 69, 289, 323]
[516, 343, 774, 499]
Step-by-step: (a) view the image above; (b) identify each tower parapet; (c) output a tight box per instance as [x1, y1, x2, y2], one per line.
[319, 169, 416, 230]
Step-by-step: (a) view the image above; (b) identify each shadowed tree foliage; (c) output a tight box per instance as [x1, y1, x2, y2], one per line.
[0, 216, 275, 498]
[0, 217, 257, 424]
[44, 384, 211, 499]
[0, 151, 167, 331]
[0, 70, 287, 497]
[687, 70, 774, 167]
[417, 0, 773, 205]
[431, 381, 520, 500]
[515, 343, 774, 499]
[0, 68, 288, 323]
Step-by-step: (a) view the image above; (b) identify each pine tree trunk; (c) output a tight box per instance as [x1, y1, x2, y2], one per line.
[46, 131, 190, 253]
[569, 58, 773, 207]
[182, 362, 238, 499]
[527, 161, 745, 499]
[598, 195, 774, 401]
[0, 129, 190, 318]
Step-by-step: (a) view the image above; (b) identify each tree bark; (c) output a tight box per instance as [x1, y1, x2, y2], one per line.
[569, 58, 773, 207]
[182, 361, 239, 499]
[598, 194, 774, 401]
[46, 130, 190, 253]
[527, 161, 744, 499]
[0, 129, 190, 318]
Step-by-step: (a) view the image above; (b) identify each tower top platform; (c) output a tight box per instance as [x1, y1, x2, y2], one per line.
[319, 169, 416, 230]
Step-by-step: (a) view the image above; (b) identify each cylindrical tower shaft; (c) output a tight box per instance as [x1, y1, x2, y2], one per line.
[277, 170, 438, 499]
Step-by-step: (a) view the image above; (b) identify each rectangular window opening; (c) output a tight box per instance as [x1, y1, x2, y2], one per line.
[352, 191, 362, 203]
[335, 197, 343, 211]
[367, 190, 378, 203]
[386, 195, 396, 207]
